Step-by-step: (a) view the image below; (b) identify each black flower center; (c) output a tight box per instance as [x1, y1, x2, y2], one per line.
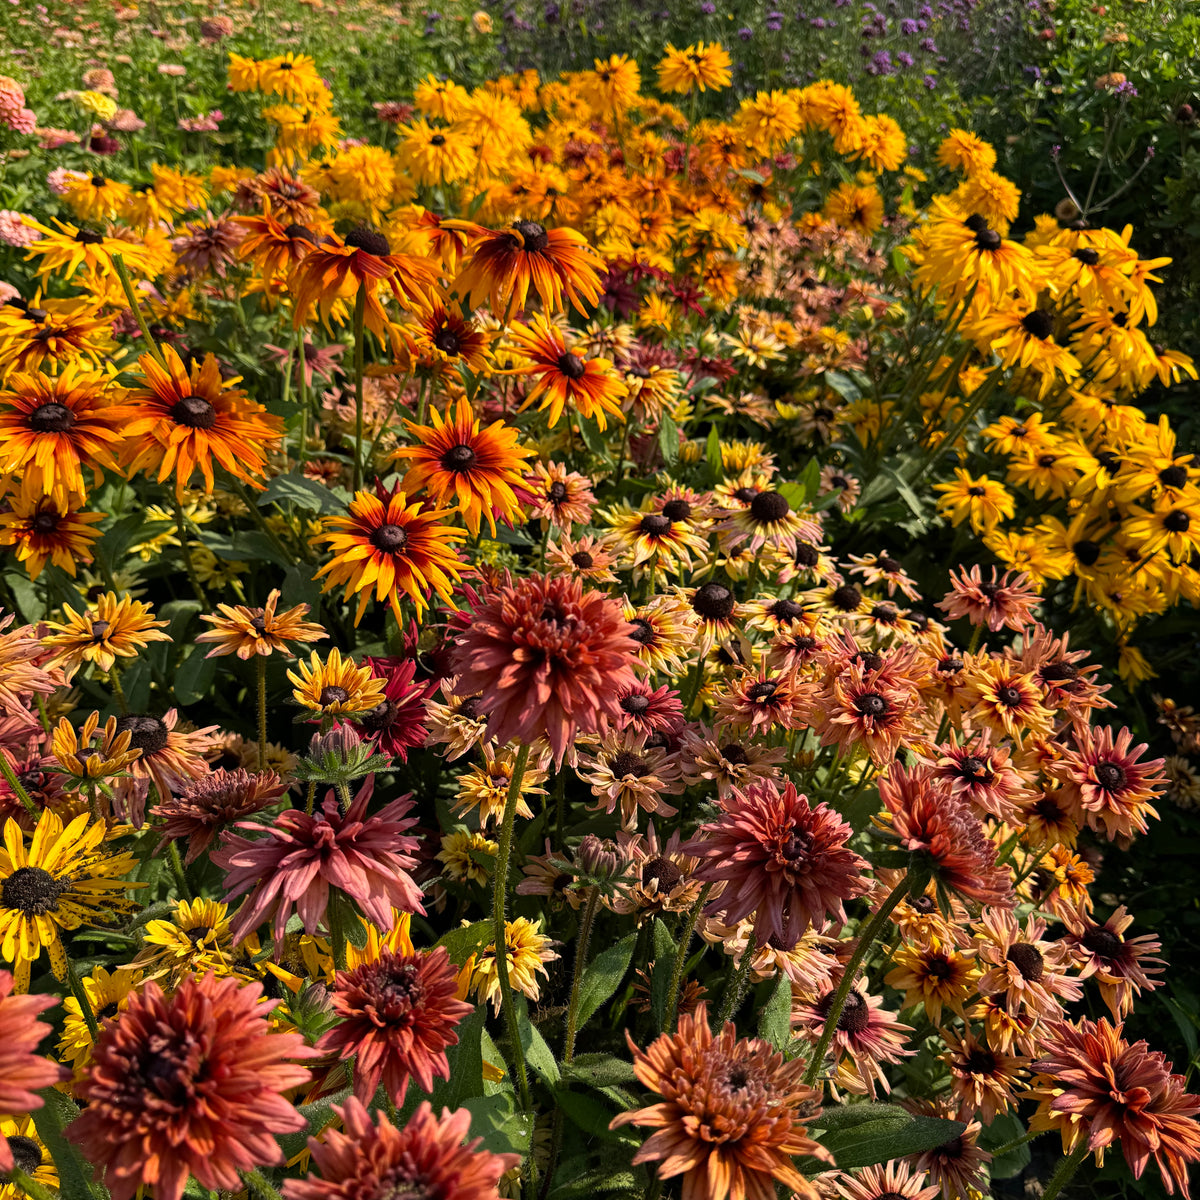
[548, 481, 568, 502]
[1163, 510, 1190, 533]
[344, 226, 391, 256]
[76, 228, 105, 244]
[429, 133, 446, 146]
[91, 619, 111, 641]
[114, 713, 170, 755]
[433, 326, 461, 355]
[720, 743, 749, 765]
[964, 1048, 998, 1074]
[512, 219, 549, 252]
[974, 227, 1001, 250]
[957, 755, 991, 783]
[794, 542, 820, 568]
[749, 490, 790, 523]
[996, 685, 1024, 707]
[747, 680, 779, 702]
[1081, 927, 1123, 959]
[733, 486, 758, 503]
[620, 694, 650, 715]
[571, 551, 594, 568]
[1020, 309, 1055, 340]
[1040, 661, 1078, 683]
[1073, 539, 1101, 566]
[169, 396, 217, 429]
[371, 523, 409, 553]
[639, 513, 672, 537]
[1073, 247, 1100, 265]
[610, 751, 649, 779]
[319, 686, 350, 707]
[878, 554, 901, 573]
[818, 989, 870, 1034]
[831, 584, 862, 611]
[1094, 761, 1127, 791]
[282, 223, 316, 244]
[381, 961, 424, 1007]
[854, 692, 888, 718]
[442, 443, 477, 472]
[28, 402, 75, 433]
[910, 895, 936, 915]
[1160, 464, 1189, 489]
[871, 602, 899, 622]
[661, 499, 691, 521]
[1006, 942, 1044, 982]
[692, 582, 735, 621]
[557, 353, 586, 380]
[2, 866, 68, 916]
[967, 486, 986, 497]
[642, 855, 682, 891]
[771, 598, 804, 622]
[359, 699, 396, 734]
[5, 1136, 43, 1176]
[628, 618, 655, 644]
[32, 513, 59, 536]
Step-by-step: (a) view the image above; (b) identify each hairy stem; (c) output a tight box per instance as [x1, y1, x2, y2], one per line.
[663, 881, 712, 1032]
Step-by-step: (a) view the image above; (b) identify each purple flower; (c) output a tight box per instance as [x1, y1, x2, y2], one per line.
[900, 17, 918, 33]
[867, 48, 894, 75]
[701, 1, 715, 11]
[1114, 80, 1138, 99]
[738, 24, 753, 38]
[923, 73, 937, 88]
[896, 50, 915, 66]
[1024, 64, 1042, 79]
[920, 36, 937, 51]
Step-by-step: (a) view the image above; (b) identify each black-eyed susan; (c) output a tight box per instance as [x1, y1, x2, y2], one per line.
[311, 483, 467, 624]
[451, 219, 606, 317]
[0, 295, 115, 375]
[1124, 495, 1200, 560]
[257, 52, 327, 104]
[288, 647, 388, 716]
[506, 313, 626, 430]
[410, 299, 490, 374]
[24, 217, 158, 281]
[0, 1114, 58, 1196]
[49, 712, 142, 791]
[603, 499, 709, 573]
[57, 964, 142, 1074]
[916, 201, 1043, 305]
[122, 346, 285, 499]
[0, 808, 139, 991]
[0, 364, 132, 504]
[933, 469, 1015, 534]
[936, 128, 997, 175]
[656, 41, 732, 94]
[580, 54, 643, 120]
[0, 485, 104, 579]
[124, 897, 236, 983]
[196, 589, 327, 660]
[235, 208, 325, 282]
[62, 174, 132, 224]
[392, 398, 532, 537]
[42, 593, 171, 679]
[967, 304, 1080, 397]
[823, 183, 885, 236]
[398, 118, 476, 187]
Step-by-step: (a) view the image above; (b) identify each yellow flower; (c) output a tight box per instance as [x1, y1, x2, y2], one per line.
[124, 897, 235, 983]
[42, 593, 171, 679]
[934, 468, 1015, 533]
[656, 41, 732, 94]
[0, 1114, 58, 1199]
[287, 647, 387, 716]
[936, 128, 997, 174]
[437, 829, 499, 885]
[823, 182, 884, 235]
[75, 90, 117, 120]
[57, 964, 142, 1073]
[472, 916, 560, 1012]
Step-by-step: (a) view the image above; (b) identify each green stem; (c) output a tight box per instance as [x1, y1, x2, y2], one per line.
[112, 253, 167, 368]
[174, 498, 210, 607]
[108, 663, 128, 714]
[167, 839, 192, 902]
[0, 750, 38, 816]
[295, 327, 310, 466]
[352, 287, 367, 493]
[242, 1167, 286, 1200]
[256, 654, 268, 770]
[230, 480, 299, 567]
[803, 874, 912, 1086]
[493, 741, 533, 1111]
[553, 767, 567, 848]
[65, 956, 99, 1041]
[614, 412, 632, 485]
[1041, 1138, 1089, 1200]
[715, 932, 757, 1028]
[7, 1169, 57, 1200]
[328, 893, 348, 972]
[563, 887, 600, 1064]
[663, 881, 712, 1032]
[991, 1128, 1043, 1159]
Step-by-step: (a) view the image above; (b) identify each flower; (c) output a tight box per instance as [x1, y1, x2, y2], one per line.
[0, 485, 104, 579]
[110, 709, 218, 825]
[0, 970, 64, 1173]
[937, 565, 1040, 632]
[68, 974, 316, 1200]
[0, 810, 138, 992]
[57, 964, 141, 1073]
[352, 656, 434, 760]
[0, 1113, 57, 1198]
[197, 589, 327, 659]
[884, 943, 979, 1026]
[686, 779, 867, 949]
[834, 1162, 940, 1200]
[154, 769, 288, 864]
[282, 1098, 518, 1200]
[288, 647, 388, 717]
[1059, 905, 1165, 1019]
[311, 484, 467, 625]
[450, 572, 640, 764]
[124, 897, 234, 983]
[318, 946, 474, 1105]
[611, 1003, 828, 1200]
[214, 778, 424, 946]
[933, 469, 1014, 533]
[656, 41, 733, 93]
[122, 346, 284, 498]
[393, 399, 532, 537]
[471, 916, 559, 1012]
[1027, 1017, 1200, 1196]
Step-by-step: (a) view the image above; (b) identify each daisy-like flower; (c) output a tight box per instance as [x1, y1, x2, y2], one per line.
[545, 533, 620, 582]
[451, 572, 639, 764]
[687, 779, 867, 950]
[877, 763, 1014, 908]
[352, 656, 434, 761]
[24, 217, 158, 281]
[58, 964, 141, 1073]
[937, 564, 1041, 633]
[124, 897, 234, 983]
[0, 809, 138, 991]
[834, 1161, 940, 1200]
[49, 712, 140, 791]
[0, 364, 132, 504]
[410, 300, 490, 374]
[933, 469, 1014, 533]
[715, 665, 811, 734]
[612, 823, 704, 917]
[904, 1100, 991, 1200]
[452, 743, 549, 828]
[319, 946, 474, 1106]
[42, 592, 171, 678]
[523, 460, 596, 529]
[214, 779, 424, 946]
[603, 499, 710, 573]
[311, 482, 467, 625]
[471, 916, 559, 1012]
[623, 593, 697, 675]
[452, 218, 605, 317]
[578, 733, 682, 830]
[0, 294, 115, 376]
[0, 486, 104, 579]
[793, 987, 914, 1097]
[236, 209, 323, 281]
[154, 769, 288, 864]
[0, 1113, 57, 1195]
[962, 657, 1054, 741]
[393, 399, 532, 537]
[656, 41, 733, 93]
[1052, 724, 1166, 842]
[612, 1003, 827, 1200]
[110, 709, 218, 825]
[884, 943, 979, 1027]
[1027, 1017, 1200, 1197]
[437, 829, 498, 886]
[687, 579, 742, 656]
[973, 907, 1081, 1019]
[288, 648, 387, 717]
[0, 969, 64, 1173]
[122, 346, 284, 499]
[507, 313, 626, 430]
[815, 660, 918, 765]
[930, 729, 1032, 824]
[679, 725, 786, 798]
[1059, 905, 1165, 1019]
[68, 974, 316, 1200]
[715, 489, 821, 557]
[171, 210, 246, 278]
[282, 1098, 518, 1200]
[197, 589, 327, 659]
[613, 681, 684, 737]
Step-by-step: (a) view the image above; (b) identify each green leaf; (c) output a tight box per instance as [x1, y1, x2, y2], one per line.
[658, 413, 679, 466]
[462, 1092, 533, 1159]
[562, 1053, 639, 1088]
[428, 1006, 487, 1109]
[173, 645, 219, 707]
[576, 416, 612, 463]
[278, 1085, 352, 1159]
[433, 920, 494, 966]
[575, 931, 637, 1030]
[33, 1086, 107, 1199]
[549, 1165, 641, 1200]
[198, 530, 292, 570]
[516, 995, 560, 1085]
[799, 456, 823, 501]
[258, 471, 346, 514]
[649, 917, 677, 1030]
[981, 1112, 1032, 1180]
[807, 1104, 966, 1171]
[555, 1088, 635, 1143]
[881, 467, 927, 527]
[824, 369, 862, 402]
[705, 425, 723, 484]
[2, 571, 41, 623]
[757, 974, 793, 1052]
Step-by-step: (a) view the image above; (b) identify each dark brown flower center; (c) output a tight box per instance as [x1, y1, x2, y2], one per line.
[91, 619, 111, 641]
[1073, 247, 1100, 265]
[32, 512, 60, 535]
[2, 865, 68, 916]
[1073, 538, 1101, 566]
[1093, 761, 1127, 791]
[771, 598, 804, 622]
[747, 680, 778, 702]
[512, 219, 549, 252]
[441, 443, 477, 472]
[793, 542, 820, 567]
[1040, 661, 1078, 683]
[610, 751, 649, 779]
[114, 713, 169, 755]
[1163, 510, 1190, 533]
[720, 743, 749, 765]
[878, 554, 901, 573]
[749, 490, 790, 523]
[1021, 309, 1055, 340]
[1160, 464, 1189, 489]
[380, 961, 424, 1009]
[319, 686, 350, 707]
[967, 485, 986, 496]
[359, 699, 396, 734]
[1006, 942, 1044, 981]
[733, 486, 758, 503]
[910, 894, 936, 914]
[75, 228, 105, 245]
[283, 223, 316, 242]
[996, 685, 1024, 707]
[1081, 927, 1122, 959]
[964, 1048, 997, 1074]
[831, 584, 862, 611]
[957, 755, 991, 784]
[628, 618, 655, 644]
[642, 855, 682, 891]
[344, 226, 391, 256]
[639, 513, 672, 536]
[557, 353, 586, 380]
[371, 523, 409, 553]
[692, 582, 735, 621]
[429, 133, 446, 146]
[854, 692, 888, 718]
[5, 1135, 42, 1176]
[433, 326, 461, 355]
[571, 551, 593, 568]
[169, 395, 217, 429]
[620, 694, 650, 715]
[661, 499, 691, 521]
[547, 481, 568, 502]
[818, 989, 870, 1034]
[28, 402, 75, 432]
[975, 227, 1001, 250]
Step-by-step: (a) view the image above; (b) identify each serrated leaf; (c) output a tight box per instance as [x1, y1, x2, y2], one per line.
[575, 931, 637, 1030]
[462, 1092, 533, 1159]
[563, 1053, 639, 1088]
[649, 917, 677, 1030]
[757, 974, 793, 1052]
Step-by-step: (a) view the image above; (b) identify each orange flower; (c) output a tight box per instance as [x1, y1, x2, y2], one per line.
[0, 364, 132, 504]
[196, 589, 327, 659]
[122, 346, 284, 499]
[392, 399, 531, 537]
[235, 206, 326, 281]
[0, 484, 103, 579]
[311, 481, 466, 625]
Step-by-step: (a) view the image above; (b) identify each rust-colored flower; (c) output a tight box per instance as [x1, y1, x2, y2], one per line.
[686, 779, 867, 949]
[1027, 1017, 1200, 1197]
[68, 974, 316, 1200]
[610, 1003, 829, 1200]
[196, 589, 327, 659]
[1059, 904, 1165, 1019]
[109, 709, 219, 826]
[937, 564, 1040, 632]
[318, 946, 474, 1106]
[450, 571, 640, 765]
[0, 970, 65, 1174]
[153, 768, 289, 863]
[282, 1097, 518, 1200]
